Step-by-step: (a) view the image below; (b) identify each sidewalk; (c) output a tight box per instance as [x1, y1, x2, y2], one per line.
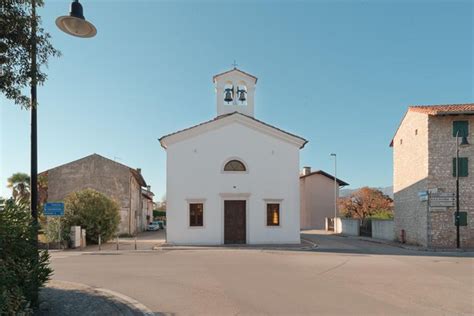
[36, 280, 154, 316]
[342, 233, 474, 254]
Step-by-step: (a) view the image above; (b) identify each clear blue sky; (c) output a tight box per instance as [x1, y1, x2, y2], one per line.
[1, 0, 472, 200]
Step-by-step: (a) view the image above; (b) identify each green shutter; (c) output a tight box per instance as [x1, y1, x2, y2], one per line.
[453, 157, 469, 177]
[453, 121, 469, 137]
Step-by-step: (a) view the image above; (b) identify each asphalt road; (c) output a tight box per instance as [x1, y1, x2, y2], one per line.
[50, 231, 474, 315]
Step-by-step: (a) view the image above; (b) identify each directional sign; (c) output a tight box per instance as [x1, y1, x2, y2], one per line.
[418, 191, 428, 202]
[44, 202, 64, 216]
[430, 193, 455, 207]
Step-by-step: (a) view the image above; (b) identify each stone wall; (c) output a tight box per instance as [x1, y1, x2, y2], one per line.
[46, 154, 140, 235]
[427, 115, 474, 248]
[393, 111, 429, 246]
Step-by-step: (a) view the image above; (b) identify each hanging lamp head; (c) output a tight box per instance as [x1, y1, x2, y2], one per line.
[56, 0, 97, 38]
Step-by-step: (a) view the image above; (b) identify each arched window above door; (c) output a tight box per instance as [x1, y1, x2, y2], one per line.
[223, 159, 247, 172]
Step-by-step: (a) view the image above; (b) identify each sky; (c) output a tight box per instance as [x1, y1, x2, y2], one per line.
[1, 0, 473, 200]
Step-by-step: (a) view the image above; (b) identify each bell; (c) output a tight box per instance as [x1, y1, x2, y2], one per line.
[224, 88, 233, 103]
[238, 89, 247, 102]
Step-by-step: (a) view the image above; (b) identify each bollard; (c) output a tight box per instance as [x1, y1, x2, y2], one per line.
[135, 235, 137, 250]
[116, 236, 119, 250]
[98, 234, 101, 251]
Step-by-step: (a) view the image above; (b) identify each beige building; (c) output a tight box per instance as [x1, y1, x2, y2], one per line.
[391, 104, 474, 248]
[41, 154, 152, 235]
[300, 167, 349, 230]
[141, 187, 155, 229]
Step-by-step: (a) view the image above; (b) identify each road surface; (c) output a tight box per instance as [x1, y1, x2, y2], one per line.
[50, 231, 474, 315]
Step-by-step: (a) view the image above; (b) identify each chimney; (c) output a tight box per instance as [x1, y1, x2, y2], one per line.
[147, 185, 151, 192]
[137, 168, 141, 174]
[302, 166, 311, 176]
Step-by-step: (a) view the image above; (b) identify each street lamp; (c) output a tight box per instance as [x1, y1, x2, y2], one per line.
[56, 0, 97, 38]
[455, 131, 469, 248]
[27, 0, 96, 306]
[29, 0, 96, 243]
[330, 153, 337, 232]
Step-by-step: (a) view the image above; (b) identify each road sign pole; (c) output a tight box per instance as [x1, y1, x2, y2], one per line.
[58, 218, 61, 250]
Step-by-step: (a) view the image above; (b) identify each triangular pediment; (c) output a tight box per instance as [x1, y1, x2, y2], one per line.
[159, 112, 307, 149]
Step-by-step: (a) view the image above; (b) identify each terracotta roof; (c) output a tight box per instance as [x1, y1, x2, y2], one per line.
[390, 103, 474, 147]
[408, 103, 474, 115]
[212, 68, 258, 83]
[299, 170, 349, 187]
[159, 112, 308, 149]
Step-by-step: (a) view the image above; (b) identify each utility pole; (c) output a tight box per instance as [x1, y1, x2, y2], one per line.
[330, 153, 337, 232]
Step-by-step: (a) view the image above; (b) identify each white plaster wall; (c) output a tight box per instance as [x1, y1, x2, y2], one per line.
[166, 122, 301, 245]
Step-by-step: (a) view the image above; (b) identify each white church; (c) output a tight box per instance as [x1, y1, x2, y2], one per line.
[159, 68, 307, 245]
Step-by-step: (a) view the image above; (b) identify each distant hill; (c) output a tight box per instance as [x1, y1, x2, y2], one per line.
[340, 186, 393, 199]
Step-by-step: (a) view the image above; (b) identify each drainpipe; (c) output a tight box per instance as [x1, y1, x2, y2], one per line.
[129, 174, 133, 235]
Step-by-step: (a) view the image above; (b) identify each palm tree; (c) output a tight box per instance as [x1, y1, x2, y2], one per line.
[7, 172, 30, 205]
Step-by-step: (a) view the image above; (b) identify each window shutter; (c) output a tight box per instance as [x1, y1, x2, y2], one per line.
[460, 158, 468, 177]
[453, 121, 469, 137]
[453, 157, 469, 177]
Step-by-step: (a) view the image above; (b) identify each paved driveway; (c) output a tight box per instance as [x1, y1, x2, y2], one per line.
[50, 231, 474, 315]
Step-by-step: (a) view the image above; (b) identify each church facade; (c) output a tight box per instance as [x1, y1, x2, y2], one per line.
[159, 68, 307, 245]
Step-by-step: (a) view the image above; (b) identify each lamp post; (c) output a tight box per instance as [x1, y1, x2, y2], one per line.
[27, 0, 95, 306]
[330, 153, 337, 232]
[455, 131, 469, 248]
[29, 0, 96, 243]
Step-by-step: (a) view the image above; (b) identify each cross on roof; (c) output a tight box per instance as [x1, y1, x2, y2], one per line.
[232, 60, 238, 69]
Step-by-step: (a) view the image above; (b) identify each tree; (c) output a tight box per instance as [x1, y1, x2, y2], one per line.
[338, 187, 393, 221]
[63, 189, 120, 244]
[7, 172, 30, 205]
[156, 193, 166, 211]
[0, 0, 60, 108]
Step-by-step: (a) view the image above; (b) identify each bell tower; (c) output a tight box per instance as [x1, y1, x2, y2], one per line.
[213, 67, 258, 117]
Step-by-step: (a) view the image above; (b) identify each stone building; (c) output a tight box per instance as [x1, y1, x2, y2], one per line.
[391, 104, 473, 248]
[299, 167, 349, 230]
[40, 154, 151, 235]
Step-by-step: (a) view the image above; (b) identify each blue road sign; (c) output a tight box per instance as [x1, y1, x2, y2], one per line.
[44, 202, 64, 216]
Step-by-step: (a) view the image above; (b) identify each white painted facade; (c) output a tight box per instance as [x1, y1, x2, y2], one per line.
[160, 68, 306, 245]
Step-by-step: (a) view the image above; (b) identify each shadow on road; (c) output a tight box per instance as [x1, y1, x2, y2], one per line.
[302, 230, 474, 258]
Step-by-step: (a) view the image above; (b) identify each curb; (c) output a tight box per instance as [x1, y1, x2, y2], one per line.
[47, 280, 154, 315]
[95, 287, 155, 316]
[159, 239, 318, 252]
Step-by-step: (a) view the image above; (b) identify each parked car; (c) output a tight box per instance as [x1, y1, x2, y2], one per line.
[147, 221, 160, 231]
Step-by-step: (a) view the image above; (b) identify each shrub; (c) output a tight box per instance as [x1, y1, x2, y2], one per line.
[63, 189, 120, 244]
[369, 210, 394, 220]
[153, 210, 166, 218]
[0, 199, 52, 314]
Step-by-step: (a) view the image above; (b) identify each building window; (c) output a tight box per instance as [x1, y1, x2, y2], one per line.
[266, 203, 280, 226]
[453, 157, 469, 177]
[400, 139, 403, 145]
[453, 121, 469, 137]
[415, 129, 418, 135]
[189, 203, 203, 226]
[224, 160, 246, 172]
